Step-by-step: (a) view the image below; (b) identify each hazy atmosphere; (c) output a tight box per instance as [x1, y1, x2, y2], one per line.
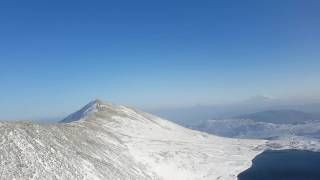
[1, 0, 320, 120]
[1, 1, 320, 180]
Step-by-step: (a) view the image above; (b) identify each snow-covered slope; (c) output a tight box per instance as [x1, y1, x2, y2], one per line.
[0, 100, 266, 180]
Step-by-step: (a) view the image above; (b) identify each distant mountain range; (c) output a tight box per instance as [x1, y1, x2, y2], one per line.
[235, 110, 320, 124]
[193, 109, 320, 140]
[151, 97, 320, 126]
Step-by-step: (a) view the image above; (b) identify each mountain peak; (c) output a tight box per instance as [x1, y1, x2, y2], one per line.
[60, 99, 116, 123]
[92, 98, 103, 105]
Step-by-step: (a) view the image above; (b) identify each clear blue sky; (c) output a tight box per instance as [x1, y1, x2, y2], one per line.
[0, 0, 320, 120]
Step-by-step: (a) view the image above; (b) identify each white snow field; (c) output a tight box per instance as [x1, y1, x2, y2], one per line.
[0, 99, 267, 180]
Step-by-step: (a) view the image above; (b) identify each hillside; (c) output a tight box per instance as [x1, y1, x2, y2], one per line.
[0, 100, 265, 180]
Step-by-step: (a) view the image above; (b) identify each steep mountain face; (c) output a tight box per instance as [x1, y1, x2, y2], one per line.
[0, 100, 266, 180]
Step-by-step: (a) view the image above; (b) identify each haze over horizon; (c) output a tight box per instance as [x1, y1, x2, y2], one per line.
[1, 0, 320, 120]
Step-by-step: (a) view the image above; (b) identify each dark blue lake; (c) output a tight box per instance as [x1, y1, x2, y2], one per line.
[238, 149, 320, 180]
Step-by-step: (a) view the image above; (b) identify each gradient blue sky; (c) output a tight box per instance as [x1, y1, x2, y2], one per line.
[0, 0, 320, 120]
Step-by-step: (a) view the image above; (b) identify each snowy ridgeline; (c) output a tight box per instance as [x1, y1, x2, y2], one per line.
[0, 100, 265, 180]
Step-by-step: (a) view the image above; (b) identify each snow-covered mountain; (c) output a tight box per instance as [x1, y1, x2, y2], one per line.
[2, 100, 320, 180]
[0, 99, 266, 180]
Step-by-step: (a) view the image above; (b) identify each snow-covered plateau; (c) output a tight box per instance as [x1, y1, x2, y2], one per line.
[0, 100, 319, 180]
